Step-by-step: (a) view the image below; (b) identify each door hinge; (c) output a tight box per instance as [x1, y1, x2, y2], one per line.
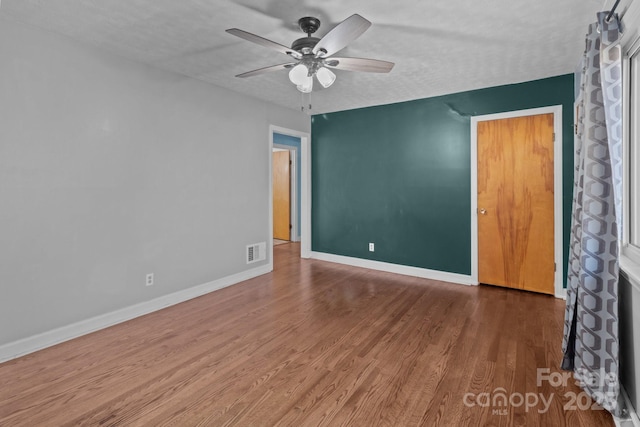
[290, 224, 292, 229]
[289, 160, 292, 165]
[553, 132, 556, 142]
[554, 263, 557, 272]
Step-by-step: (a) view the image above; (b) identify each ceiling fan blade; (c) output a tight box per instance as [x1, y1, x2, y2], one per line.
[235, 62, 297, 78]
[226, 28, 301, 59]
[313, 14, 371, 57]
[325, 57, 395, 73]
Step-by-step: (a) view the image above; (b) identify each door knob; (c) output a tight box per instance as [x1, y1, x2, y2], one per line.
[480, 208, 487, 215]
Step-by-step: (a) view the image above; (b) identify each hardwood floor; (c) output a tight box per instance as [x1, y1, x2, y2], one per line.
[0, 243, 613, 426]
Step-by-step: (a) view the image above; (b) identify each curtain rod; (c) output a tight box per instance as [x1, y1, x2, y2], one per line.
[606, 0, 622, 21]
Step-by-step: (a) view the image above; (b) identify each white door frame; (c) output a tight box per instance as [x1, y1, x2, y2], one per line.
[269, 125, 311, 261]
[470, 105, 564, 298]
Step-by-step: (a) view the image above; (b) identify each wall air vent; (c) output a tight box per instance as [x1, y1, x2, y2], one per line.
[246, 242, 266, 264]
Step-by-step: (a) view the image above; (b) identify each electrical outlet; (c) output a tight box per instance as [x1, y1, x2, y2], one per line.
[146, 273, 154, 286]
[369, 243, 375, 252]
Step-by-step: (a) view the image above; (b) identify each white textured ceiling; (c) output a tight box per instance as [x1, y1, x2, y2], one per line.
[0, 0, 604, 114]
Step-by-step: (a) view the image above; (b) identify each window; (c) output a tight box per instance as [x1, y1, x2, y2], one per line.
[624, 40, 640, 266]
[630, 49, 640, 246]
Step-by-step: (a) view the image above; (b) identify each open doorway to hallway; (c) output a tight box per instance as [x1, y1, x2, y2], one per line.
[272, 133, 301, 249]
[272, 146, 294, 245]
[269, 126, 311, 261]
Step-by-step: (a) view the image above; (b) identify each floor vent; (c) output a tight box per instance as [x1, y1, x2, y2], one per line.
[246, 242, 266, 264]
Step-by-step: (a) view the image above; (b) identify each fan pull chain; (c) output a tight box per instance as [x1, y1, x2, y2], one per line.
[300, 91, 312, 112]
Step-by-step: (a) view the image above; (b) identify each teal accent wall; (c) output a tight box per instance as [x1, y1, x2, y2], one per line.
[311, 74, 574, 279]
[273, 133, 301, 240]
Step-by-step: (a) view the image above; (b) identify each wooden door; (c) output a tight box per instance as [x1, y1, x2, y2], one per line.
[477, 113, 555, 294]
[273, 151, 291, 241]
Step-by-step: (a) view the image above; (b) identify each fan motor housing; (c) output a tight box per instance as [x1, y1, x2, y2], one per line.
[291, 36, 320, 53]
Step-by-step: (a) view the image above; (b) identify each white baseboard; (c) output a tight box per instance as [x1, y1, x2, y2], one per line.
[0, 264, 272, 364]
[310, 251, 475, 286]
[615, 385, 640, 427]
[556, 287, 567, 300]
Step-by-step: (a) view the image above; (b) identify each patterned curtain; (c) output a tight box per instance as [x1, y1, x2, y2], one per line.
[561, 12, 624, 416]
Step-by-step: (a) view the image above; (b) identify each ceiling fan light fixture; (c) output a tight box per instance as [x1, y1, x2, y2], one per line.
[289, 64, 309, 86]
[228, 14, 394, 96]
[316, 67, 336, 88]
[297, 75, 313, 93]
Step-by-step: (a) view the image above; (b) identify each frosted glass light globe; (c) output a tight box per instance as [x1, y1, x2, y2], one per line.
[289, 64, 309, 86]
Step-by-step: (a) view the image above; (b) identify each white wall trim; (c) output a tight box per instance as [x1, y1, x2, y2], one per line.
[269, 125, 311, 259]
[470, 105, 565, 298]
[311, 251, 475, 286]
[556, 288, 567, 300]
[0, 264, 271, 364]
[615, 385, 640, 427]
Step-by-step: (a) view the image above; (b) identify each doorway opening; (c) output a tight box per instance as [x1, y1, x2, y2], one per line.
[269, 126, 311, 266]
[273, 146, 295, 244]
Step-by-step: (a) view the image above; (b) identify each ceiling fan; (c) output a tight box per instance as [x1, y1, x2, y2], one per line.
[226, 14, 394, 93]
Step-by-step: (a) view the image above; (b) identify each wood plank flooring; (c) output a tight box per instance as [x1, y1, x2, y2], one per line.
[0, 243, 613, 426]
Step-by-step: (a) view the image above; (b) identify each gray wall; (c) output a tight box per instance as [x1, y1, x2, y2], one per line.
[0, 16, 309, 346]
